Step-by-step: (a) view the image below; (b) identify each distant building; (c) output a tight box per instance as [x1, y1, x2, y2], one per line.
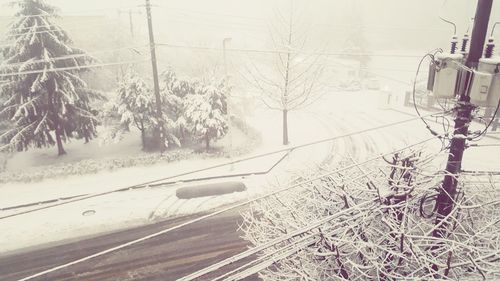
[326, 58, 360, 78]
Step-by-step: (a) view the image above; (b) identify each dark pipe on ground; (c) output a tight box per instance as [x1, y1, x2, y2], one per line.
[176, 181, 247, 199]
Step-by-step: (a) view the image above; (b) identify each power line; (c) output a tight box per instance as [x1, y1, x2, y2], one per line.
[469, 143, 500, 148]
[470, 100, 500, 141]
[5, 18, 115, 33]
[156, 43, 423, 58]
[213, 216, 361, 281]
[152, 4, 453, 33]
[17, 135, 441, 281]
[0, 59, 150, 78]
[1, 21, 128, 40]
[156, 17, 267, 32]
[0, 5, 141, 20]
[183, 175, 379, 281]
[0, 45, 149, 70]
[461, 170, 500, 175]
[213, 176, 378, 281]
[0, 111, 448, 220]
[151, 4, 266, 22]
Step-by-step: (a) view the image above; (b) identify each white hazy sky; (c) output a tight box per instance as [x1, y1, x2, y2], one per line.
[0, 0, 499, 52]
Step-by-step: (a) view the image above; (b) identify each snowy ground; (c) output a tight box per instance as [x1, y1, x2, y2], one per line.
[0, 88, 499, 256]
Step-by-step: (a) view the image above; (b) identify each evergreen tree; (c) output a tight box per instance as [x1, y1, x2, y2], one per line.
[160, 67, 195, 142]
[104, 70, 180, 151]
[185, 79, 228, 150]
[104, 70, 155, 150]
[0, 0, 101, 156]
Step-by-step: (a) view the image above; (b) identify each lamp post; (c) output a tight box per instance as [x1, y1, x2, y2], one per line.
[223, 38, 234, 170]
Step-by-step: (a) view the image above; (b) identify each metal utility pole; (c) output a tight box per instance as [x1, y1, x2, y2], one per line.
[222, 37, 234, 170]
[144, 0, 164, 151]
[431, 0, 493, 271]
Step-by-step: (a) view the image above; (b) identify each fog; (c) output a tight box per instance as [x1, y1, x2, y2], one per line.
[1, 1, 500, 279]
[2, 0, 499, 94]
[2, 0, 499, 52]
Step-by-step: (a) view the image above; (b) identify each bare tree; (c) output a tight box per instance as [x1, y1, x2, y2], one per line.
[238, 149, 500, 280]
[245, 0, 324, 145]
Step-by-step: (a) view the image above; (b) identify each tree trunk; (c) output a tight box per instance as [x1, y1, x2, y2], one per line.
[180, 125, 185, 140]
[47, 78, 66, 156]
[205, 133, 210, 150]
[55, 126, 66, 156]
[141, 128, 146, 151]
[282, 109, 289, 145]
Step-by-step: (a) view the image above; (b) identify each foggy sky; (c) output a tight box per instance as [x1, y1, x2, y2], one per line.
[0, 0, 499, 53]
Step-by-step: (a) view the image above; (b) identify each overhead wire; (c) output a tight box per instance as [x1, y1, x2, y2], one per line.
[0, 5, 141, 20]
[0, 3, 483, 279]
[5, 18, 117, 33]
[151, 4, 460, 33]
[2, 21, 130, 40]
[491, 22, 500, 37]
[156, 43, 424, 58]
[469, 100, 500, 141]
[412, 50, 452, 149]
[17, 135, 442, 281]
[469, 143, 500, 148]
[150, 3, 266, 22]
[0, 59, 151, 78]
[0, 45, 149, 70]
[0, 111, 449, 220]
[194, 174, 385, 281]
[180, 131, 472, 281]
[438, 0, 457, 35]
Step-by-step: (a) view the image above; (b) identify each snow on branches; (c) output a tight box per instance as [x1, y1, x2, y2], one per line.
[240, 149, 500, 280]
[102, 70, 157, 150]
[0, 0, 100, 155]
[160, 67, 195, 142]
[104, 68, 230, 151]
[185, 78, 229, 150]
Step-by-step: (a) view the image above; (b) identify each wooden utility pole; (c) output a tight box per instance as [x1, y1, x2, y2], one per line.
[431, 0, 493, 273]
[145, 0, 165, 151]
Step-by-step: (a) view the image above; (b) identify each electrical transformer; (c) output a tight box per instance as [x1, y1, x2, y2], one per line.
[432, 53, 464, 98]
[469, 58, 500, 107]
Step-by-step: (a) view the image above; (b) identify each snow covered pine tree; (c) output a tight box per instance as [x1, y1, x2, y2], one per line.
[185, 79, 229, 150]
[104, 69, 181, 151]
[0, 0, 101, 156]
[105, 70, 156, 150]
[160, 67, 194, 143]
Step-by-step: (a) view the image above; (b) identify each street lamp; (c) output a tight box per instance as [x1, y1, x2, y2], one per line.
[222, 37, 234, 170]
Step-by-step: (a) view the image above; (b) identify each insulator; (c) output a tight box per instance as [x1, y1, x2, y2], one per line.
[450, 36, 458, 54]
[461, 34, 469, 54]
[484, 37, 495, 59]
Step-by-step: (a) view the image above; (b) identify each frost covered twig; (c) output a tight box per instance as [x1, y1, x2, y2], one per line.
[232, 149, 500, 280]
